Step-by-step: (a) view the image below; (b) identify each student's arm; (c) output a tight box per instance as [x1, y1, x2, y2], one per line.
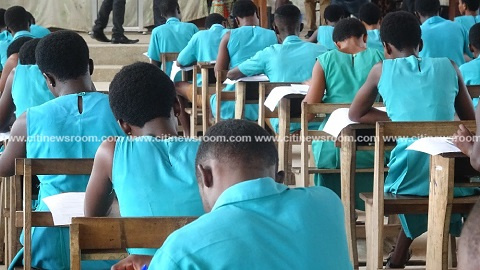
[453, 105, 480, 170]
[303, 61, 326, 104]
[0, 54, 18, 94]
[84, 139, 116, 217]
[349, 63, 390, 124]
[177, 36, 198, 67]
[453, 62, 475, 120]
[228, 49, 266, 80]
[148, 30, 162, 69]
[0, 112, 26, 176]
[215, 32, 231, 75]
[308, 29, 318, 43]
[0, 68, 16, 131]
[111, 255, 153, 270]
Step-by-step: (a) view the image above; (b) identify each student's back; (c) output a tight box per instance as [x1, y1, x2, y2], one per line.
[460, 57, 480, 85]
[29, 24, 50, 38]
[177, 24, 228, 65]
[227, 26, 277, 68]
[366, 29, 383, 51]
[317, 25, 336, 50]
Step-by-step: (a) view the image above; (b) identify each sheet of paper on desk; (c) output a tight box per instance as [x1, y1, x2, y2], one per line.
[264, 85, 310, 111]
[143, 52, 149, 59]
[223, 74, 269, 85]
[406, 137, 461, 156]
[42, 192, 85, 226]
[170, 61, 194, 81]
[322, 107, 387, 138]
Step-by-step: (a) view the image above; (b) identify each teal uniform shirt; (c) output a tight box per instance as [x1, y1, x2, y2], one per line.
[366, 29, 383, 52]
[312, 48, 384, 210]
[460, 57, 480, 107]
[317, 25, 336, 50]
[0, 30, 12, 43]
[29, 24, 51, 38]
[13, 92, 125, 270]
[0, 30, 35, 70]
[112, 136, 205, 256]
[238, 35, 327, 132]
[147, 17, 199, 81]
[379, 56, 478, 239]
[455, 15, 480, 58]
[210, 26, 278, 120]
[149, 178, 353, 270]
[11, 64, 55, 118]
[177, 24, 228, 86]
[420, 16, 468, 66]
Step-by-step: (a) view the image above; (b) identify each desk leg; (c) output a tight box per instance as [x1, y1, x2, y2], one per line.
[234, 82, 246, 120]
[426, 155, 454, 270]
[340, 128, 359, 269]
[201, 68, 209, 134]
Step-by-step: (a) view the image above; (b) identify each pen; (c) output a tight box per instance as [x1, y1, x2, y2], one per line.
[141, 265, 148, 270]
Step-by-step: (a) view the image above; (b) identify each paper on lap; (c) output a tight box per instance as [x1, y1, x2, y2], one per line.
[264, 84, 310, 111]
[406, 137, 461, 155]
[322, 107, 386, 138]
[223, 74, 269, 85]
[43, 192, 85, 226]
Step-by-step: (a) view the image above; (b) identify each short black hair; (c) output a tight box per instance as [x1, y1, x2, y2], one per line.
[36, 30, 90, 82]
[381, 11, 421, 51]
[461, 0, 480, 12]
[231, 0, 258, 18]
[0, 9, 6, 28]
[415, 0, 440, 17]
[26, 11, 35, 25]
[109, 62, 176, 127]
[332, 18, 366, 42]
[6, 36, 32, 59]
[159, 0, 179, 17]
[274, 4, 302, 33]
[4, 6, 29, 33]
[324, 4, 345, 23]
[19, 38, 40, 65]
[470, 23, 480, 50]
[195, 119, 278, 171]
[205, 13, 226, 29]
[359, 3, 382, 25]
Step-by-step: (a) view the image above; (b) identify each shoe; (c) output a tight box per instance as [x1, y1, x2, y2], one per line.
[91, 31, 111, 42]
[304, 31, 315, 39]
[111, 35, 139, 44]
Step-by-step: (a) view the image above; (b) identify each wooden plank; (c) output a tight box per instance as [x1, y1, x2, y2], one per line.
[15, 158, 93, 176]
[378, 121, 476, 137]
[15, 211, 55, 228]
[234, 82, 247, 120]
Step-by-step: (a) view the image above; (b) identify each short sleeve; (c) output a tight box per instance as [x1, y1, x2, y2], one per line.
[149, 249, 181, 270]
[177, 34, 198, 66]
[237, 49, 267, 77]
[147, 29, 161, 61]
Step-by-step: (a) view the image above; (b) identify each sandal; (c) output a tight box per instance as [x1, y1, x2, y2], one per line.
[385, 246, 412, 269]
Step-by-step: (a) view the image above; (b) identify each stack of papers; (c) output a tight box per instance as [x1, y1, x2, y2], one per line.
[406, 137, 461, 155]
[264, 84, 310, 111]
[223, 74, 269, 85]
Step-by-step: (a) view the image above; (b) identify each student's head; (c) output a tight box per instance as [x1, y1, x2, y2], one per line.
[159, 0, 180, 19]
[36, 30, 92, 95]
[4, 6, 29, 33]
[458, 0, 480, 14]
[358, 3, 382, 28]
[6, 36, 32, 59]
[0, 9, 6, 30]
[231, 0, 259, 27]
[380, 11, 422, 58]
[324, 4, 345, 26]
[205, 13, 227, 29]
[458, 200, 480, 270]
[26, 11, 35, 25]
[415, 0, 440, 20]
[195, 119, 281, 212]
[332, 18, 367, 50]
[109, 62, 180, 135]
[469, 23, 480, 57]
[18, 38, 40, 65]
[274, 4, 302, 37]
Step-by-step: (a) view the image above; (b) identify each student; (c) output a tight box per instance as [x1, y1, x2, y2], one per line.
[416, 0, 469, 66]
[26, 12, 51, 38]
[211, 0, 278, 121]
[0, 31, 124, 270]
[0, 9, 11, 43]
[304, 18, 384, 210]
[458, 200, 480, 270]
[228, 4, 327, 132]
[460, 23, 480, 107]
[456, 0, 480, 59]
[348, 11, 476, 268]
[358, 2, 383, 52]
[147, 0, 199, 81]
[111, 119, 353, 270]
[307, 4, 345, 50]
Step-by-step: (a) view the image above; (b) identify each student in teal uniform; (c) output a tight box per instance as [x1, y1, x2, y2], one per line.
[211, 0, 278, 121]
[26, 12, 51, 38]
[147, 0, 199, 81]
[0, 9, 12, 43]
[85, 63, 204, 256]
[460, 23, 480, 107]
[349, 11, 476, 268]
[455, 0, 480, 56]
[0, 31, 124, 270]
[111, 119, 353, 270]
[417, 0, 469, 66]
[359, 2, 383, 52]
[228, 4, 327, 132]
[307, 4, 345, 50]
[304, 18, 384, 210]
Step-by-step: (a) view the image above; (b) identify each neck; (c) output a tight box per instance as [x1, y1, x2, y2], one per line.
[132, 117, 178, 137]
[419, 14, 436, 24]
[165, 14, 178, 20]
[338, 38, 367, 54]
[391, 49, 418, 59]
[278, 32, 297, 43]
[55, 76, 95, 96]
[474, 50, 480, 58]
[465, 10, 478, 16]
[327, 21, 336, 26]
[239, 16, 259, 27]
[363, 22, 380, 30]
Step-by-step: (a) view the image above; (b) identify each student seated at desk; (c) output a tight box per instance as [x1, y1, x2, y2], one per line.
[111, 119, 353, 270]
[147, 0, 199, 81]
[0, 9, 11, 43]
[85, 62, 205, 256]
[460, 23, 480, 107]
[458, 200, 480, 270]
[26, 11, 51, 38]
[0, 31, 124, 270]
[307, 4, 345, 50]
[455, 0, 480, 60]
[228, 4, 327, 132]
[304, 18, 384, 210]
[358, 2, 383, 52]
[416, 0, 469, 66]
[349, 11, 476, 268]
[211, 0, 278, 121]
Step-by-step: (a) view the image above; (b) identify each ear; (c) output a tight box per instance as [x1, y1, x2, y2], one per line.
[418, 38, 424, 53]
[89, 59, 94, 75]
[384, 42, 393, 55]
[273, 24, 279, 35]
[470, 44, 474, 53]
[334, 41, 341, 50]
[363, 33, 368, 43]
[222, 20, 228, 28]
[235, 17, 240, 27]
[275, 170, 285, 184]
[299, 23, 304, 33]
[197, 164, 213, 188]
[43, 72, 56, 88]
[174, 96, 182, 117]
[118, 119, 132, 135]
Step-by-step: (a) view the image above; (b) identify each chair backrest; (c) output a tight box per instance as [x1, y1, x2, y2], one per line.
[192, 62, 216, 136]
[467, 85, 480, 99]
[15, 158, 94, 270]
[160, 53, 180, 73]
[70, 217, 197, 270]
[215, 70, 230, 123]
[257, 82, 297, 128]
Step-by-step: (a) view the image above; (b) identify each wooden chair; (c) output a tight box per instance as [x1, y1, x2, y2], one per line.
[190, 62, 216, 136]
[363, 121, 480, 270]
[70, 217, 196, 269]
[160, 53, 179, 76]
[467, 85, 480, 99]
[214, 70, 232, 123]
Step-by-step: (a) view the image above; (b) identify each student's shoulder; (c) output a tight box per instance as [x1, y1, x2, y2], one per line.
[292, 186, 343, 208]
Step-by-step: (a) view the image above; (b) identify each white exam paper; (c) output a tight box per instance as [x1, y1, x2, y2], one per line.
[42, 192, 85, 226]
[223, 74, 269, 85]
[264, 84, 310, 111]
[322, 107, 386, 137]
[406, 137, 461, 155]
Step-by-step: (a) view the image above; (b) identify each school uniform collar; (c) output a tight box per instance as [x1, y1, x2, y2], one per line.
[166, 17, 181, 24]
[13, 30, 34, 40]
[212, 177, 288, 211]
[423, 16, 446, 25]
[209, 24, 225, 31]
[282, 35, 302, 44]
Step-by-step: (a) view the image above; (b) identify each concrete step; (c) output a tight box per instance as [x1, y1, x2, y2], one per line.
[89, 44, 150, 66]
[93, 82, 110, 92]
[92, 65, 123, 82]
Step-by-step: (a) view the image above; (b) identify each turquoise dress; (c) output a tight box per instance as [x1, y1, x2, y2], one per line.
[317, 26, 336, 50]
[455, 15, 480, 58]
[12, 64, 55, 118]
[312, 48, 384, 210]
[112, 136, 205, 256]
[10, 92, 125, 270]
[378, 56, 478, 239]
[459, 57, 480, 107]
[366, 29, 383, 52]
[29, 24, 50, 38]
[210, 26, 278, 121]
[149, 178, 353, 270]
